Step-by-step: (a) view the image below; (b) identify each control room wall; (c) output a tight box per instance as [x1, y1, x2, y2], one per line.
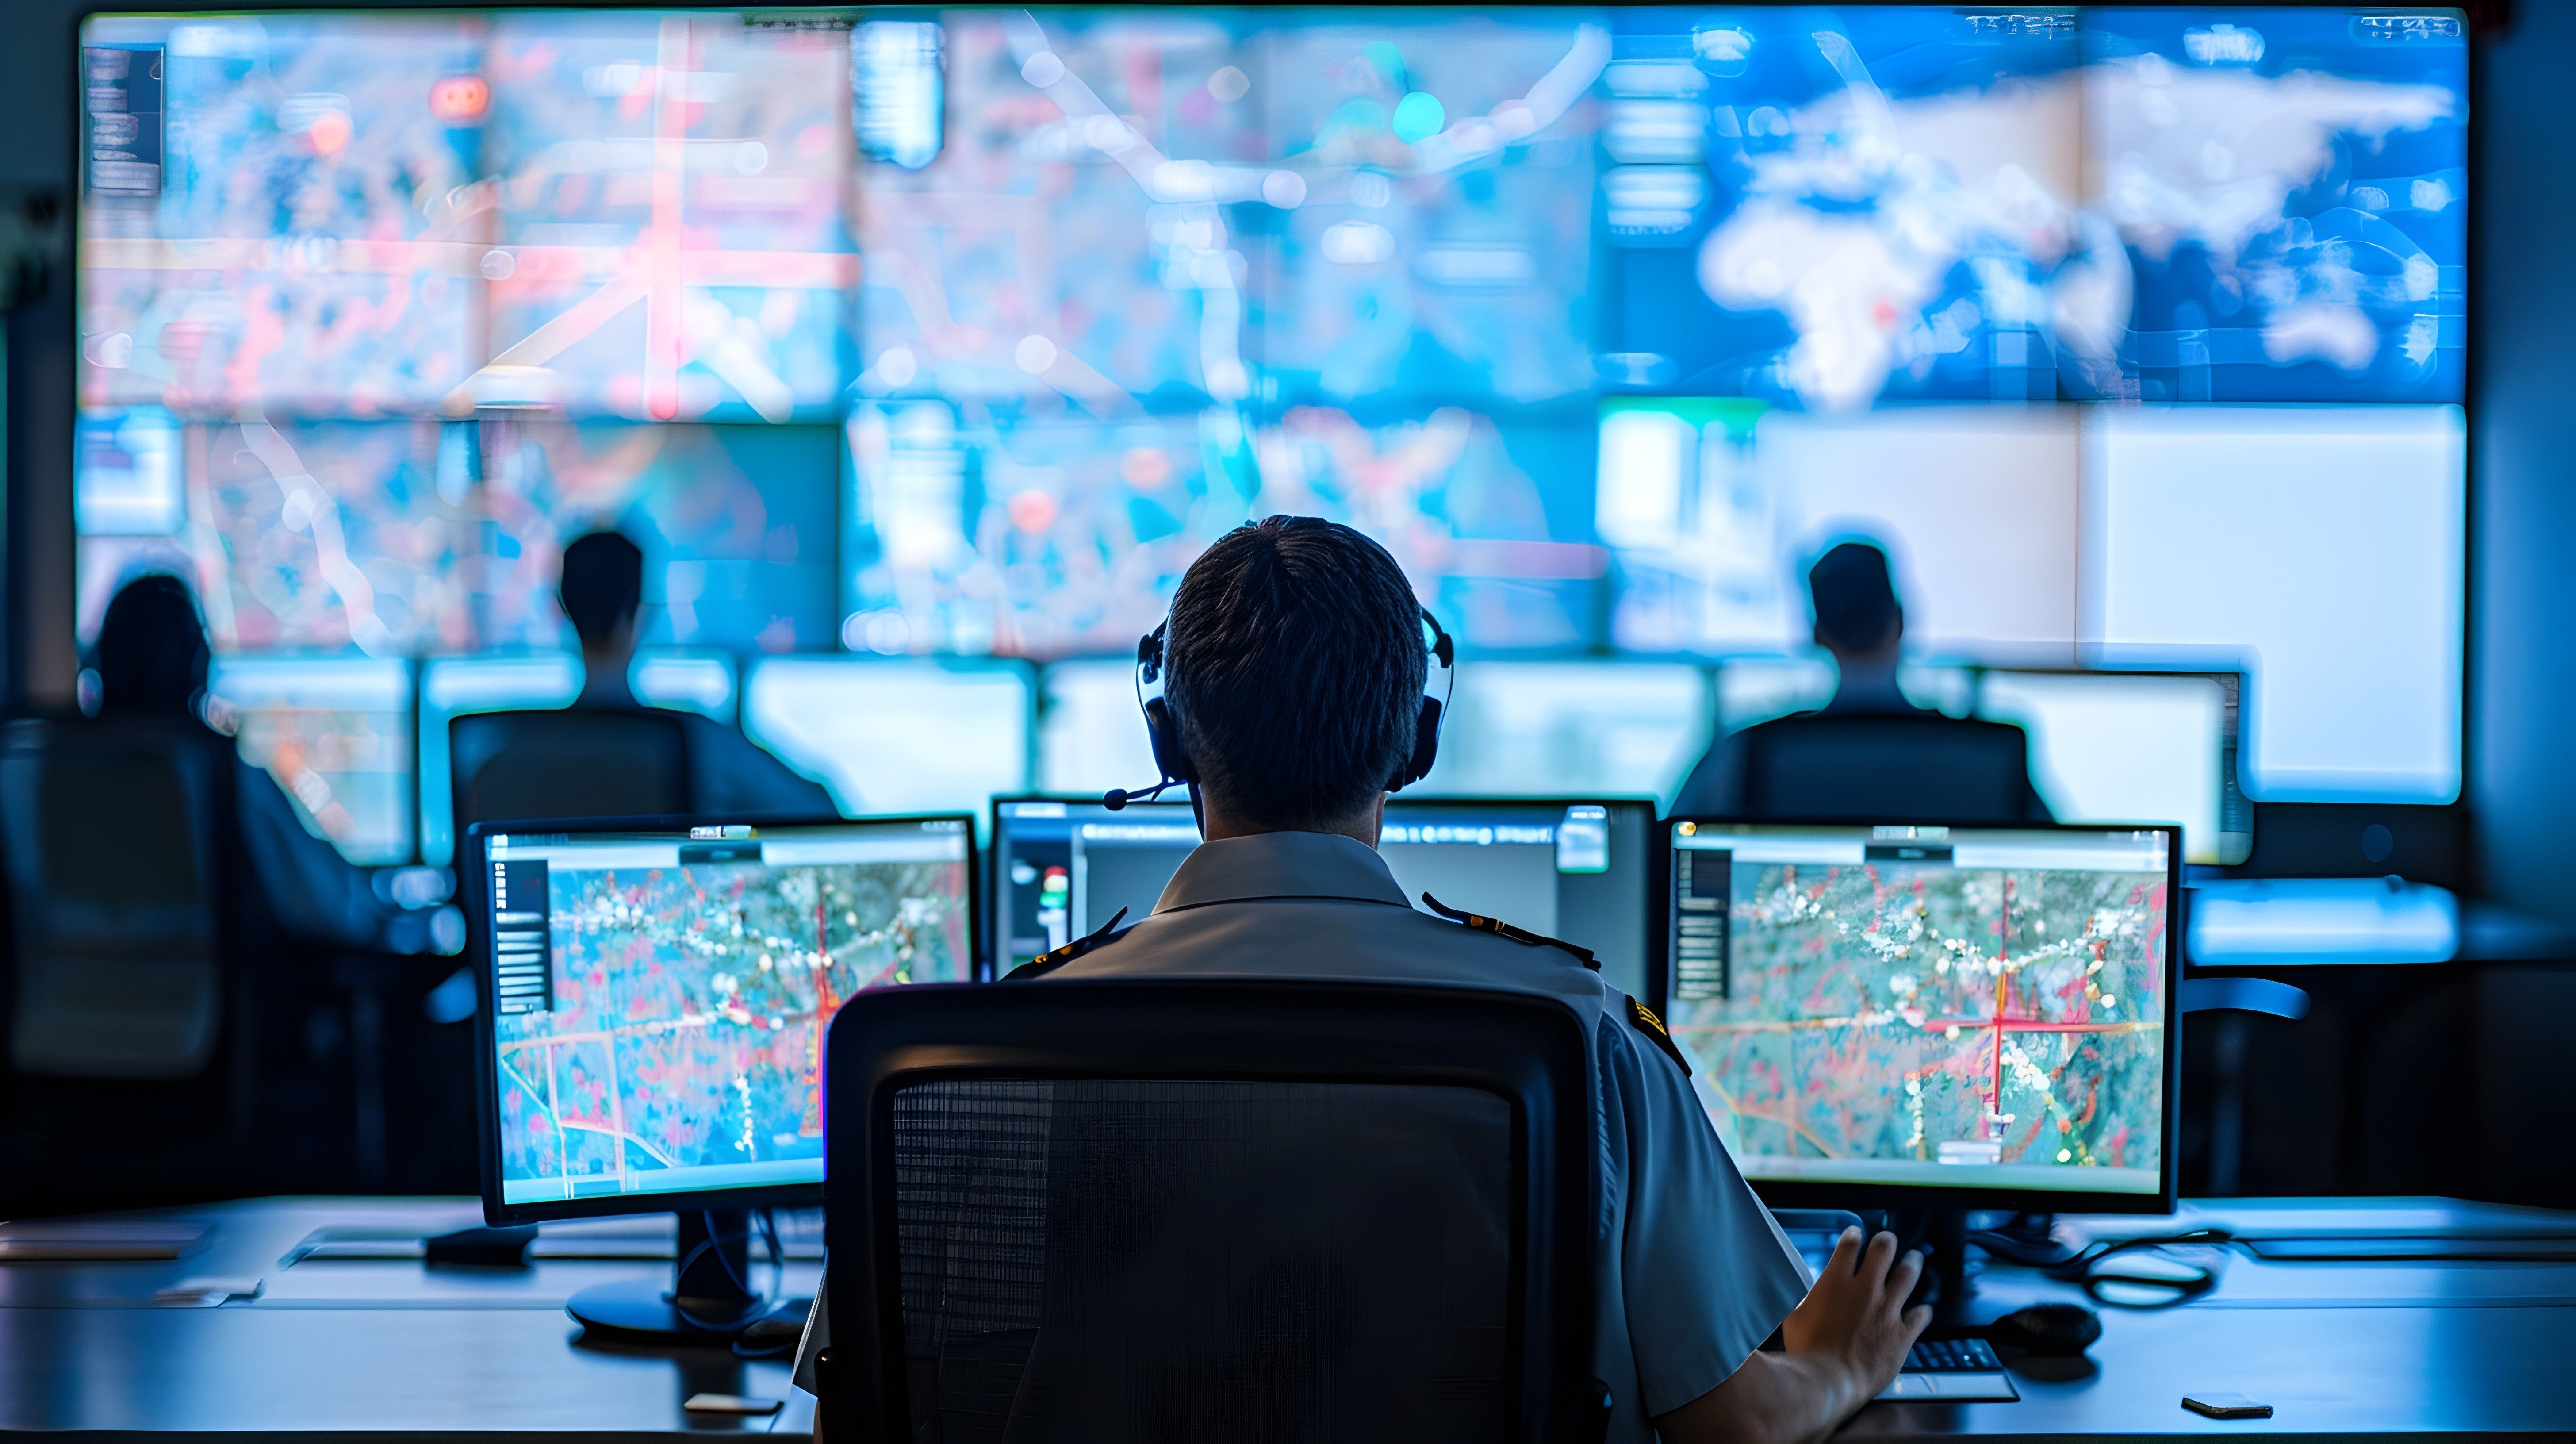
[0, 3, 2568, 1212]
[2468, 1, 2576, 929]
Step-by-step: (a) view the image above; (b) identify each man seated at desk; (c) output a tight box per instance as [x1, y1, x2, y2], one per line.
[556, 530, 836, 816]
[798, 517, 1931, 1444]
[1672, 539, 2052, 825]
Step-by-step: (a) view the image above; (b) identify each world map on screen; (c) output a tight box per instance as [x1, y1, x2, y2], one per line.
[1610, 8, 2464, 409]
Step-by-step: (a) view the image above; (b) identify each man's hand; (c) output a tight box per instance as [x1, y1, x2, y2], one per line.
[1783, 1227, 1933, 1409]
[1653, 1229, 1931, 1444]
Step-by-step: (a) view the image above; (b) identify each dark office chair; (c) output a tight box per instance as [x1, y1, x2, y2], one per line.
[1740, 714, 2050, 824]
[0, 717, 238, 1081]
[0, 716, 258, 1207]
[820, 979, 1606, 1444]
[2180, 974, 2314, 1197]
[450, 708, 691, 832]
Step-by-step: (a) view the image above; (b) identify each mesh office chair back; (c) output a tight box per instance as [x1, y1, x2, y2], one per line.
[1741, 714, 2047, 824]
[822, 979, 1602, 1444]
[0, 717, 234, 1080]
[450, 709, 691, 831]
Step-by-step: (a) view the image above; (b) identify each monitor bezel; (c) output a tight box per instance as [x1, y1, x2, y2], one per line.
[985, 792, 1663, 974]
[1650, 815, 2185, 1216]
[986, 793, 1195, 977]
[1968, 664, 2253, 867]
[464, 810, 980, 1227]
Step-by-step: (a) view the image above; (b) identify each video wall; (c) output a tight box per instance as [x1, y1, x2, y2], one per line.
[75, 7, 2468, 863]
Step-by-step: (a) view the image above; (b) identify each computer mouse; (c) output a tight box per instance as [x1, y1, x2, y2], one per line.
[1989, 1302, 2101, 1356]
[732, 1298, 815, 1359]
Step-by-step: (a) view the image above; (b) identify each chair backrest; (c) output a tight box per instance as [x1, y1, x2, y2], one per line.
[450, 708, 691, 832]
[822, 979, 1600, 1444]
[1741, 713, 2042, 824]
[0, 717, 230, 1080]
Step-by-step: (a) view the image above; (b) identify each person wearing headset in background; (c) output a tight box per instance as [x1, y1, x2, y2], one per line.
[794, 516, 1928, 1444]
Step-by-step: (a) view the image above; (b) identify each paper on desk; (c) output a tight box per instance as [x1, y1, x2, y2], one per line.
[154, 1276, 262, 1306]
[683, 1394, 782, 1415]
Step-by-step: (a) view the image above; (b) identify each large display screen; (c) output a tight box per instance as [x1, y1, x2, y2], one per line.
[75, 6, 2471, 858]
[1607, 8, 2464, 408]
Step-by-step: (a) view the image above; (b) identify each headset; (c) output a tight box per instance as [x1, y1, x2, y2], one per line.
[1101, 604, 1458, 812]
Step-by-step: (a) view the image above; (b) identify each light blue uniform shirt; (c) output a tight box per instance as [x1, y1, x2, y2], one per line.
[800, 830, 1810, 1437]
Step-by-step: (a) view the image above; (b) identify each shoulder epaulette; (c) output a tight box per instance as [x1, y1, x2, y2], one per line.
[1624, 996, 1693, 1078]
[1001, 907, 1131, 982]
[1419, 892, 1598, 970]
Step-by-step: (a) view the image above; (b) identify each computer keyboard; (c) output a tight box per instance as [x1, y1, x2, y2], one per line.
[1904, 1337, 2003, 1372]
[1877, 1337, 2018, 1402]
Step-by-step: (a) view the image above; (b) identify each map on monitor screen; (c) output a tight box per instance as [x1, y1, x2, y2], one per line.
[1667, 824, 2173, 1195]
[487, 821, 970, 1205]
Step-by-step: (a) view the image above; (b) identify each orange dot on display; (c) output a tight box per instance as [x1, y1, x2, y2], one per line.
[431, 75, 490, 123]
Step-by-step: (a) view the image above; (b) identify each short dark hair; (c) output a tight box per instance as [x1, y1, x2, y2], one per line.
[1165, 516, 1426, 831]
[1807, 540, 1903, 652]
[559, 530, 644, 647]
[93, 572, 210, 717]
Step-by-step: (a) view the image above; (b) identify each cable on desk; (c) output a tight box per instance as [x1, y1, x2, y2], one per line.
[672, 1210, 787, 1332]
[1969, 1217, 2235, 1307]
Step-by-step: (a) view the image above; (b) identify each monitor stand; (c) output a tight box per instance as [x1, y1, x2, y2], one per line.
[566, 1210, 776, 1344]
[1892, 1204, 1980, 1328]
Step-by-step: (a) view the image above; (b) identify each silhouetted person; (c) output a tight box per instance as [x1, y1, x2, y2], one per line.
[92, 574, 426, 952]
[1671, 541, 2052, 823]
[558, 531, 835, 815]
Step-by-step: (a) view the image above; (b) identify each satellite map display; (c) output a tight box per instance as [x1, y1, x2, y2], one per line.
[843, 399, 1599, 656]
[844, 9, 1612, 650]
[492, 827, 969, 1202]
[478, 12, 857, 422]
[72, 416, 834, 656]
[79, 16, 488, 419]
[1668, 830, 2171, 1193]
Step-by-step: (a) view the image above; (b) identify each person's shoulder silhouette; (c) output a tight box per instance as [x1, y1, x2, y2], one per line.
[556, 531, 837, 818]
[1673, 542, 2050, 824]
[88, 574, 420, 951]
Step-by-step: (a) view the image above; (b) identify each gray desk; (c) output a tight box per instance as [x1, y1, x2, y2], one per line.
[1856, 1197, 2576, 1440]
[0, 1198, 819, 1440]
[4, 1196, 2572, 1438]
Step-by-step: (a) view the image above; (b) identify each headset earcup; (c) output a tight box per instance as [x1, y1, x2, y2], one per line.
[1391, 696, 1443, 792]
[1142, 695, 1194, 783]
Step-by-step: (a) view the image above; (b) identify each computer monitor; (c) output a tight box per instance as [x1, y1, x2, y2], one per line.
[992, 797, 1658, 998]
[1974, 668, 2251, 866]
[467, 812, 974, 1336]
[205, 655, 414, 867]
[742, 658, 1033, 829]
[1656, 819, 2180, 1214]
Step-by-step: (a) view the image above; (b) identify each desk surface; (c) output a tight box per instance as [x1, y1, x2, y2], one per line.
[0, 1198, 816, 1440]
[3, 1196, 2571, 1439]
